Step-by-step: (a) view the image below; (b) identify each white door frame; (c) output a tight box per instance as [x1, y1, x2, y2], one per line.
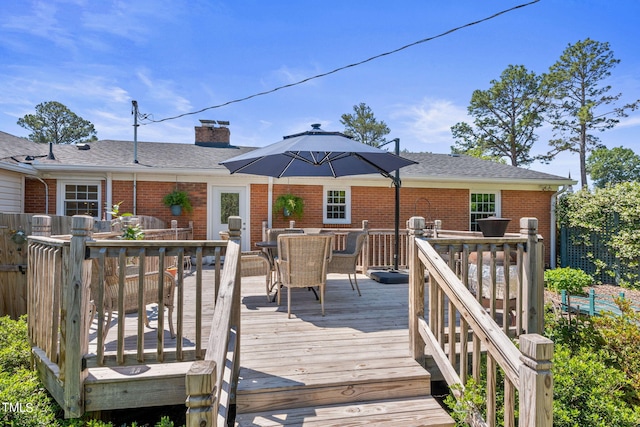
[208, 185, 249, 249]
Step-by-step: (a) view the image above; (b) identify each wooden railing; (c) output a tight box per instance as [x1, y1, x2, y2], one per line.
[261, 220, 419, 272]
[407, 216, 553, 427]
[26, 215, 237, 419]
[185, 217, 242, 427]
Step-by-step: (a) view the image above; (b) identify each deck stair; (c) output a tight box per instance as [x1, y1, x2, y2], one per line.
[234, 274, 454, 426]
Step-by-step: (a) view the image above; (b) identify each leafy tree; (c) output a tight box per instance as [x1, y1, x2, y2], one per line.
[450, 65, 547, 167]
[543, 39, 640, 188]
[586, 146, 640, 188]
[559, 182, 640, 287]
[451, 144, 506, 164]
[17, 101, 98, 145]
[340, 102, 390, 147]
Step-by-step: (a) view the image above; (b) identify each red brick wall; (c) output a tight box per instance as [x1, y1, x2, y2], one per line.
[115, 181, 208, 239]
[24, 178, 56, 214]
[251, 184, 552, 265]
[502, 190, 553, 265]
[23, 177, 553, 265]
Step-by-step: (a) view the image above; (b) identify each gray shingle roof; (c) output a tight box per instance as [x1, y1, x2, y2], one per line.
[0, 131, 47, 162]
[401, 152, 571, 182]
[0, 133, 573, 184]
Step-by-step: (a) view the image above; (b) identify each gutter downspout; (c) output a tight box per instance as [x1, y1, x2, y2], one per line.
[106, 173, 113, 221]
[34, 177, 49, 214]
[133, 173, 137, 215]
[550, 185, 569, 269]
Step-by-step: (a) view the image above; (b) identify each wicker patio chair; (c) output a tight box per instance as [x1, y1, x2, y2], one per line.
[241, 251, 271, 277]
[327, 231, 367, 296]
[276, 234, 333, 318]
[101, 257, 177, 338]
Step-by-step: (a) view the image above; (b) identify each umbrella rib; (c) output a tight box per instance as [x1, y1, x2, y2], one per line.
[229, 156, 266, 174]
[278, 155, 298, 178]
[351, 153, 397, 182]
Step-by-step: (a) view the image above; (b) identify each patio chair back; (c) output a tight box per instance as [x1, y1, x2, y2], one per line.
[276, 234, 333, 318]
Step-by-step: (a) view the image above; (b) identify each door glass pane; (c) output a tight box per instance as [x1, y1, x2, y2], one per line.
[220, 192, 239, 224]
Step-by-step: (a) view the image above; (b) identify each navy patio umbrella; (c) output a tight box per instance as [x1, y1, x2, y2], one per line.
[220, 124, 417, 276]
[220, 124, 416, 181]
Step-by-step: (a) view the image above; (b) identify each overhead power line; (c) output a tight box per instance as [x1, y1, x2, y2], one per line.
[143, 0, 539, 125]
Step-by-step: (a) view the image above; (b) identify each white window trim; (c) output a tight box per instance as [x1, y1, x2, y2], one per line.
[323, 186, 351, 225]
[469, 190, 501, 230]
[57, 180, 102, 218]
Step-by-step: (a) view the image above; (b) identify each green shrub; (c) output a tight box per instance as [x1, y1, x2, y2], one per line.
[552, 344, 640, 427]
[544, 267, 593, 294]
[0, 316, 185, 426]
[0, 315, 31, 373]
[0, 316, 65, 427]
[590, 298, 640, 397]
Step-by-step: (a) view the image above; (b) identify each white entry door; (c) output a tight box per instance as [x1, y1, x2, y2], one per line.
[212, 186, 248, 249]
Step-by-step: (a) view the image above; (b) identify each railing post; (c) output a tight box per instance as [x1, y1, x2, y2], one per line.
[520, 217, 544, 334]
[186, 360, 217, 427]
[518, 334, 553, 427]
[361, 220, 370, 273]
[32, 215, 52, 236]
[61, 215, 93, 418]
[227, 216, 242, 405]
[408, 216, 426, 364]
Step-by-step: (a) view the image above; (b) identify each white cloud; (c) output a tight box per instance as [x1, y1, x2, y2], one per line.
[390, 98, 469, 147]
[135, 69, 192, 114]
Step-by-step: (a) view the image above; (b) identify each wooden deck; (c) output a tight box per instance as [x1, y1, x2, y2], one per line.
[86, 268, 453, 426]
[235, 272, 453, 426]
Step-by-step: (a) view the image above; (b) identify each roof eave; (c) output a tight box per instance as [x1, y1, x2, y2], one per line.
[31, 163, 231, 175]
[0, 162, 38, 175]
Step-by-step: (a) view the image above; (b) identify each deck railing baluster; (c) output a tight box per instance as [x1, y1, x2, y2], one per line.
[408, 216, 553, 427]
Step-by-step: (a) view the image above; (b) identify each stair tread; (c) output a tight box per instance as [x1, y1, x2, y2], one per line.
[235, 395, 455, 427]
[237, 359, 430, 393]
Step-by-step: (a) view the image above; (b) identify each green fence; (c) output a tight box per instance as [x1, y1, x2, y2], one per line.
[560, 214, 640, 286]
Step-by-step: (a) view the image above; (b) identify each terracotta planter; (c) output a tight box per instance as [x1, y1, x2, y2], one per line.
[477, 217, 511, 237]
[166, 267, 178, 278]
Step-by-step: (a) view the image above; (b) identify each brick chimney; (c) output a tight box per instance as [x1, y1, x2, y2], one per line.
[195, 120, 231, 147]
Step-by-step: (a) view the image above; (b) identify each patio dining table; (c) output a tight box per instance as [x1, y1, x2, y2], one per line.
[256, 240, 278, 301]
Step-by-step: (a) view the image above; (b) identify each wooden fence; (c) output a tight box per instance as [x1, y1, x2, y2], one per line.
[0, 213, 182, 318]
[408, 216, 553, 427]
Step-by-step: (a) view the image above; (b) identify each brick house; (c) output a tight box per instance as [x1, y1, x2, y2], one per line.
[0, 122, 574, 266]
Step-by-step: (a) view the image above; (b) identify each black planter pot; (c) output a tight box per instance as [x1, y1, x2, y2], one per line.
[477, 217, 511, 237]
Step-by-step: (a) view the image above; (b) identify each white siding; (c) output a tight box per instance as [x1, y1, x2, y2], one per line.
[0, 170, 23, 213]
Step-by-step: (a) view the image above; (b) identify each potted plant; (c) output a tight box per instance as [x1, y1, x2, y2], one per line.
[109, 202, 145, 240]
[162, 189, 193, 216]
[274, 193, 304, 219]
[476, 216, 511, 237]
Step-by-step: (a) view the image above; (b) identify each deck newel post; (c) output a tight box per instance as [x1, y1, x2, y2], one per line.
[408, 216, 426, 364]
[520, 217, 543, 334]
[518, 334, 553, 427]
[32, 215, 52, 236]
[185, 360, 217, 427]
[227, 216, 242, 403]
[361, 220, 369, 273]
[62, 215, 93, 418]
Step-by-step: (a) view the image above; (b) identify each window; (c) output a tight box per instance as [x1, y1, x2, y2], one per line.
[470, 192, 499, 231]
[323, 187, 351, 224]
[220, 192, 239, 224]
[62, 182, 100, 218]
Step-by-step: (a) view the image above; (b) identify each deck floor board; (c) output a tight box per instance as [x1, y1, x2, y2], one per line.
[87, 268, 453, 426]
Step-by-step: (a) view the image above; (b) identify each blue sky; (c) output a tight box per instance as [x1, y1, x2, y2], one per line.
[1, 0, 639, 181]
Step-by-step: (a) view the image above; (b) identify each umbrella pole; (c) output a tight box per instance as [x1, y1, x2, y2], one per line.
[393, 139, 400, 271]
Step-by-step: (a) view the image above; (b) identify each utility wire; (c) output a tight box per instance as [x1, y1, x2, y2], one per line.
[143, 0, 539, 125]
